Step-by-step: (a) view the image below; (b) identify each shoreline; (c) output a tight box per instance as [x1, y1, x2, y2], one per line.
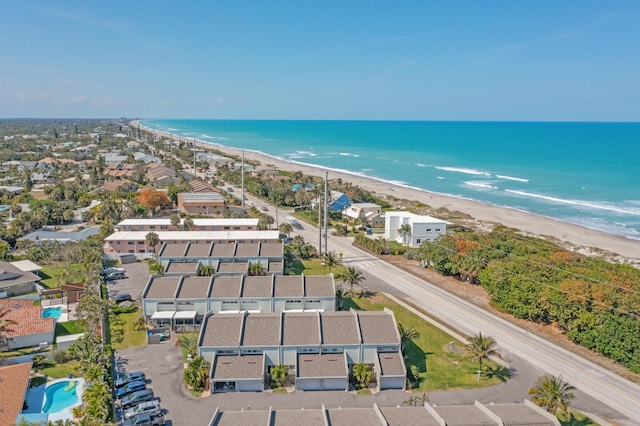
[133, 120, 640, 265]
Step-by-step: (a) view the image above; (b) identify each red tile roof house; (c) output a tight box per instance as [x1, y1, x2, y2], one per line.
[0, 300, 55, 352]
[0, 362, 32, 426]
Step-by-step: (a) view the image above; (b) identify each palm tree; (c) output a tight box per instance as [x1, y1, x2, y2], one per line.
[180, 333, 199, 357]
[322, 250, 342, 273]
[398, 223, 412, 245]
[145, 231, 160, 256]
[529, 374, 576, 416]
[184, 355, 210, 391]
[198, 265, 215, 276]
[335, 266, 365, 296]
[464, 332, 497, 373]
[279, 222, 293, 237]
[402, 391, 429, 407]
[170, 213, 181, 228]
[248, 262, 265, 276]
[352, 363, 372, 390]
[148, 258, 164, 276]
[398, 323, 420, 355]
[0, 306, 17, 349]
[183, 217, 195, 230]
[270, 365, 289, 388]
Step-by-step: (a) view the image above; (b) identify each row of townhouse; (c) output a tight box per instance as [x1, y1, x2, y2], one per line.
[142, 274, 336, 329]
[104, 230, 280, 259]
[198, 309, 406, 393]
[208, 401, 561, 426]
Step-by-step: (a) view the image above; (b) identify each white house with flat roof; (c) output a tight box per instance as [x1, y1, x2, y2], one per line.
[385, 211, 448, 247]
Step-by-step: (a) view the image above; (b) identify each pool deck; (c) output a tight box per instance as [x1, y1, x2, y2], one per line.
[21, 377, 85, 424]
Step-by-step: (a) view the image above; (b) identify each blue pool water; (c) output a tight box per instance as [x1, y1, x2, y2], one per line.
[42, 381, 78, 413]
[41, 307, 62, 319]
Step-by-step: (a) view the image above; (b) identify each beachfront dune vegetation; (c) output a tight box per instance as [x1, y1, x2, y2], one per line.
[417, 227, 640, 374]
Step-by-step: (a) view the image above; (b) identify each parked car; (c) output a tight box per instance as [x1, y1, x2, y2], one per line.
[103, 267, 124, 275]
[113, 293, 133, 303]
[261, 206, 269, 211]
[122, 412, 165, 426]
[115, 372, 146, 388]
[106, 271, 126, 280]
[116, 380, 146, 399]
[123, 400, 161, 420]
[120, 389, 154, 409]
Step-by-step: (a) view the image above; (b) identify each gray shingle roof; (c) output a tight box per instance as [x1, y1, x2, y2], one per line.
[320, 312, 360, 345]
[379, 407, 441, 426]
[327, 408, 382, 426]
[210, 276, 242, 298]
[259, 242, 283, 257]
[235, 242, 260, 257]
[241, 276, 273, 298]
[433, 406, 495, 426]
[272, 409, 326, 426]
[378, 351, 405, 376]
[357, 311, 399, 345]
[297, 353, 347, 378]
[241, 313, 281, 346]
[165, 262, 200, 275]
[201, 314, 243, 347]
[211, 354, 263, 380]
[304, 275, 334, 297]
[145, 276, 181, 299]
[159, 242, 188, 257]
[177, 276, 212, 299]
[185, 242, 212, 257]
[274, 276, 303, 297]
[282, 313, 320, 345]
[211, 242, 236, 257]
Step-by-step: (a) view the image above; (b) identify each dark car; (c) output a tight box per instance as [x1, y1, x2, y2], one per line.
[120, 389, 154, 409]
[115, 371, 146, 388]
[113, 293, 132, 303]
[116, 380, 146, 398]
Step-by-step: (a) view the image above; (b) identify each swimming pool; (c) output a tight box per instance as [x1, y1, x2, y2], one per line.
[42, 380, 80, 414]
[42, 307, 62, 319]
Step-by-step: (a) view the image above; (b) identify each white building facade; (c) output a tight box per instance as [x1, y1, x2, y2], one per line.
[385, 211, 448, 247]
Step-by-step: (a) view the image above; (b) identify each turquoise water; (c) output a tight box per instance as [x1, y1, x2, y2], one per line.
[42, 381, 78, 413]
[141, 120, 640, 240]
[41, 307, 62, 319]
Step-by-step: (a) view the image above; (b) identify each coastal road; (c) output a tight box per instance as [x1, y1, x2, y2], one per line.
[233, 186, 640, 423]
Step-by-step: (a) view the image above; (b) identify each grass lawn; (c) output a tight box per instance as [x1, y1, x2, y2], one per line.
[110, 312, 147, 350]
[345, 292, 505, 392]
[55, 321, 84, 337]
[289, 258, 348, 276]
[558, 411, 600, 426]
[39, 262, 84, 289]
[40, 363, 75, 379]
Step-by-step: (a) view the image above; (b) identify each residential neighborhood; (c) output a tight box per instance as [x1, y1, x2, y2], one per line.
[0, 119, 637, 426]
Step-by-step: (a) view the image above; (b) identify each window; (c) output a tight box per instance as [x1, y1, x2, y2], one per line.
[224, 226, 230, 230]
[242, 349, 262, 354]
[150, 226, 156, 230]
[299, 347, 318, 354]
[234, 227, 240, 230]
[222, 300, 238, 305]
[127, 241, 135, 245]
[322, 347, 343, 353]
[416, 239, 421, 244]
[436, 228, 441, 232]
[218, 349, 238, 355]
[285, 299, 302, 304]
[158, 301, 173, 306]
[426, 229, 431, 232]
[177, 301, 194, 306]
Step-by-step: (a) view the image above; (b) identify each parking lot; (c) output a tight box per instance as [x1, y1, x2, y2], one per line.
[106, 261, 150, 303]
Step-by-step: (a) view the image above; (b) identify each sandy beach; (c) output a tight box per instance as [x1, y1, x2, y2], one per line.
[133, 121, 640, 265]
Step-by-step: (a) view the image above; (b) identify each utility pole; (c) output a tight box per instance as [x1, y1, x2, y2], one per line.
[193, 138, 197, 178]
[318, 185, 322, 256]
[241, 149, 245, 207]
[323, 171, 329, 254]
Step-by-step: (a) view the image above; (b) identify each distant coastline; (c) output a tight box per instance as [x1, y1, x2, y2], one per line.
[133, 120, 640, 265]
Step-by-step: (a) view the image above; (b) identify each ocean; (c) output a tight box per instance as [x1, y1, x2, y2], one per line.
[139, 120, 640, 241]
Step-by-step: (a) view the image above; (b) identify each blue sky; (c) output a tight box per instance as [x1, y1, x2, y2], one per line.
[1, 1, 639, 121]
